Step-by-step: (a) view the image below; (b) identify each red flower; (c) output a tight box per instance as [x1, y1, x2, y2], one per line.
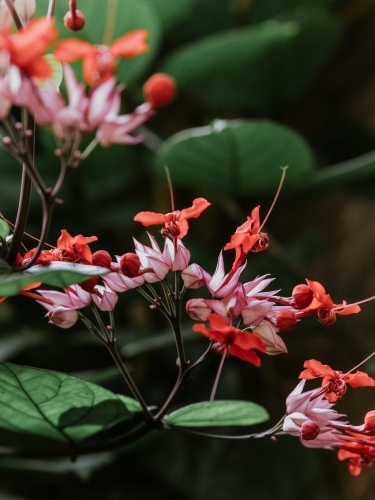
[299, 359, 375, 402]
[338, 433, 375, 475]
[134, 198, 210, 239]
[302, 279, 360, 324]
[192, 314, 266, 366]
[0, 16, 57, 78]
[57, 229, 97, 264]
[224, 206, 269, 272]
[54, 30, 148, 86]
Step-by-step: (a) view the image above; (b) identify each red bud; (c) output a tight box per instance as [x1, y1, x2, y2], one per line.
[92, 250, 112, 269]
[120, 253, 141, 277]
[301, 420, 320, 441]
[64, 9, 85, 31]
[143, 73, 176, 108]
[292, 284, 313, 309]
[276, 309, 297, 332]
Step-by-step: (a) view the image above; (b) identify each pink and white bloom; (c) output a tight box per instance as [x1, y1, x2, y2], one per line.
[134, 234, 169, 283]
[283, 380, 346, 449]
[186, 298, 212, 321]
[163, 237, 190, 271]
[92, 284, 118, 311]
[252, 322, 287, 355]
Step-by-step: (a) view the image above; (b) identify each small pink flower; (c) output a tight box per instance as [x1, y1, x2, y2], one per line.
[186, 298, 212, 321]
[252, 322, 287, 355]
[47, 307, 79, 329]
[92, 285, 118, 311]
[163, 237, 190, 271]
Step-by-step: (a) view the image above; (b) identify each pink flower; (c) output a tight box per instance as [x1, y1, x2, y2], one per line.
[186, 298, 212, 321]
[162, 237, 190, 271]
[92, 285, 118, 311]
[133, 234, 169, 283]
[252, 322, 287, 355]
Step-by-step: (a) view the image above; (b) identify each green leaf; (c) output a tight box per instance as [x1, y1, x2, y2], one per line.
[36, 0, 162, 86]
[117, 394, 143, 413]
[165, 400, 269, 427]
[155, 119, 315, 196]
[0, 219, 9, 240]
[0, 362, 140, 452]
[42, 54, 63, 91]
[248, 0, 346, 23]
[0, 263, 108, 297]
[0, 259, 12, 276]
[159, 6, 342, 110]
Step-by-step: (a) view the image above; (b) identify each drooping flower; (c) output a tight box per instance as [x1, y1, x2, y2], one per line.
[134, 198, 210, 239]
[338, 433, 375, 475]
[299, 359, 375, 402]
[192, 313, 266, 366]
[54, 30, 148, 86]
[224, 206, 269, 272]
[301, 279, 360, 325]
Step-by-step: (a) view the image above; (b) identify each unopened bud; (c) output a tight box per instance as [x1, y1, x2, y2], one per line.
[276, 309, 297, 332]
[292, 284, 313, 309]
[143, 73, 176, 108]
[92, 250, 112, 269]
[120, 253, 141, 277]
[64, 8, 85, 31]
[301, 420, 320, 441]
[47, 308, 78, 329]
[14, 0, 36, 24]
[79, 276, 98, 293]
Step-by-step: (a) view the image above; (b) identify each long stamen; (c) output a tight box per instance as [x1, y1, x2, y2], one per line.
[333, 294, 375, 312]
[259, 166, 288, 231]
[165, 166, 175, 212]
[343, 350, 375, 377]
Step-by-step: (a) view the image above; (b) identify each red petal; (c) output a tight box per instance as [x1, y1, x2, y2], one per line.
[134, 211, 168, 226]
[110, 30, 149, 58]
[229, 344, 261, 366]
[336, 304, 361, 315]
[298, 359, 336, 380]
[192, 323, 226, 344]
[54, 39, 94, 62]
[344, 371, 375, 388]
[179, 198, 211, 221]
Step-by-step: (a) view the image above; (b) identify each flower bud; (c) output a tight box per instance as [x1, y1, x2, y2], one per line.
[64, 8, 85, 31]
[120, 253, 141, 277]
[92, 250, 112, 269]
[47, 308, 79, 329]
[186, 298, 212, 321]
[143, 73, 176, 108]
[79, 276, 98, 293]
[300, 420, 320, 441]
[292, 284, 313, 309]
[14, 0, 36, 24]
[276, 309, 297, 332]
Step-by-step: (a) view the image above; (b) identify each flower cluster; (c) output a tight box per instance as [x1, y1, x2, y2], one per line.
[283, 360, 375, 476]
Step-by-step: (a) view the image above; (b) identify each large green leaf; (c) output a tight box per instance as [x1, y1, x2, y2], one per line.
[248, 0, 347, 23]
[165, 400, 269, 427]
[159, 6, 343, 110]
[0, 362, 141, 453]
[0, 263, 108, 297]
[36, 0, 161, 86]
[155, 119, 315, 196]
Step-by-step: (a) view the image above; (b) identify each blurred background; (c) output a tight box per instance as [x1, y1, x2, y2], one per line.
[2, 0, 375, 498]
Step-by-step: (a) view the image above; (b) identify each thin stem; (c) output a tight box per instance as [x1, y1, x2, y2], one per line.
[210, 349, 227, 401]
[4, 0, 23, 29]
[47, 0, 56, 17]
[6, 165, 32, 264]
[102, 0, 119, 45]
[106, 341, 153, 420]
[343, 349, 375, 376]
[259, 166, 287, 231]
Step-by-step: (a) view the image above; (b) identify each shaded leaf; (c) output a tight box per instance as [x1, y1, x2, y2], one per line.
[155, 119, 315, 196]
[165, 400, 269, 427]
[159, 6, 343, 110]
[0, 263, 108, 297]
[0, 259, 12, 276]
[0, 220, 9, 240]
[248, 0, 346, 23]
[0, 362, 141, 453]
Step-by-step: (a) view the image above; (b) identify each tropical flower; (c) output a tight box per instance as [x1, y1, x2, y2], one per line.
[224, 206, 269, 272]
[54, 30, 148, 86]
[134, 198, 210, 239]
[192, 313, 266, 366]
[299, 359, 375, 402]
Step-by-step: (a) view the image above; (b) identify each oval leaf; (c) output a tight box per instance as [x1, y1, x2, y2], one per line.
[165, 400, 269, 427]
[0, 362, 141, 453]
[0, 219, 9, 240]
[155, 119, 315, 196]
[0, 263, 108, 297]
[159, 6, 342, 110]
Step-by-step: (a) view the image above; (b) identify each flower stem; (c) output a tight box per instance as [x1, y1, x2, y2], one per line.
[210, 348, 227, 401]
